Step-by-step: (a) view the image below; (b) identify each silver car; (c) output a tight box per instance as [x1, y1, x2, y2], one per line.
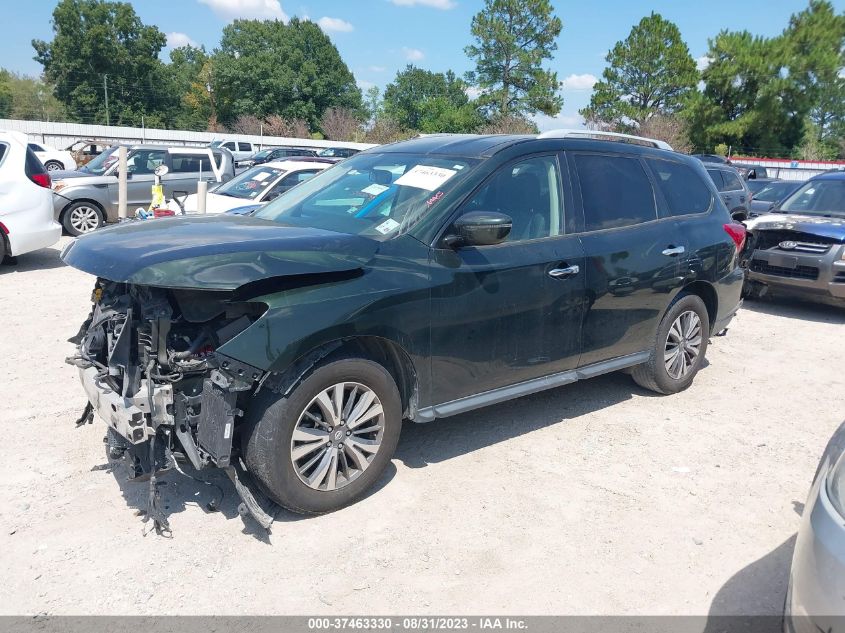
[785, 420, 845, 632]
[52, 145, 235, 235]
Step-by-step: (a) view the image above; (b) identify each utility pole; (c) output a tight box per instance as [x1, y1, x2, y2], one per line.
[103, 74, 110, 126]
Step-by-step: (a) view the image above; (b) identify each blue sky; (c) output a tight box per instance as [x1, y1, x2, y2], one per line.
[3, 0, 843, 130]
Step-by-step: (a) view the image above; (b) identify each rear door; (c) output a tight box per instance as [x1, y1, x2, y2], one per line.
[571, 152, 687, 366]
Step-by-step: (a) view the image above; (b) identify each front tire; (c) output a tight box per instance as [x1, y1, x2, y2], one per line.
[62, 202, 104, 236]
[242, 358, 402, 514]
[632, 293, 710, 395]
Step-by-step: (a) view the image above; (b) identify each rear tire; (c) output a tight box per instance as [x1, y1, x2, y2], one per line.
[44, 160, 63, 172]
[632, 293, 710, 395]
[62, 202, 104, 236]
[242, 358, 402, 514]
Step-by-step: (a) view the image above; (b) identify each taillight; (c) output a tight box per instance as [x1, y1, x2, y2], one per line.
[724, 223, 746, 252]
[0, 221, 8, 235]
[29, 172, 51, 188]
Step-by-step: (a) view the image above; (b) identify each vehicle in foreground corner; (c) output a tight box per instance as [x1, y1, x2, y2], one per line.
[743, 172, 845, 305]
[0, 131, 62, 262]
[167, 159, 330, 214]
[785, 419, 845, 632]
[61, 130, 744, 529]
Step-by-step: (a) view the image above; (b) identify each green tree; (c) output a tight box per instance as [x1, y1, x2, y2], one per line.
[164, 45, 215, 130]
[3, 72, 67, 121]
[581, 13, 698, 128]
[32, 0, 172, 125]
[783, 0, 845, 146]
[383, 65, 481, 133]
[464, 0, 563, 118]
[688, 31, 797, 155]
[212, 18, 362, 129]
[0, 70, 12, 118]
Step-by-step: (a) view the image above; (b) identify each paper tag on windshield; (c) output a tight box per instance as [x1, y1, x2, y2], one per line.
[374, 218, 400, 234]
[362, 183, 389, 196]
[394, 165, 457, 191]
[252, 172, 270, 182]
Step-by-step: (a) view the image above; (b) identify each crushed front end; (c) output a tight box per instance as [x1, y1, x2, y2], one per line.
[67, 279, 271, 532]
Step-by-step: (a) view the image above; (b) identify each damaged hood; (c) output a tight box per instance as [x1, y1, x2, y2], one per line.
[745, 213, 845, 242]
[61, 215, 379, 290]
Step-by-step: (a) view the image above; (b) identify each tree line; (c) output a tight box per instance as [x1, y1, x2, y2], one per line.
[1, 0, 843, 158]
[1, 0, 561, 144]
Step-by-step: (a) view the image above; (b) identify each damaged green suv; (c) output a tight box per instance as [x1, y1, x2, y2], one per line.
[63, 133, 744, 529]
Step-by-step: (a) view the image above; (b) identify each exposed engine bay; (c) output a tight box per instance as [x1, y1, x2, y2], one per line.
[67, 279, 272, 533]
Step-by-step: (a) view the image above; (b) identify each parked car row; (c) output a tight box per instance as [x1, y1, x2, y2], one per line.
[209, 139, 362, 167]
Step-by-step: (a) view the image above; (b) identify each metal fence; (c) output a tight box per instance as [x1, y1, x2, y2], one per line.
[0, 118, 376, 152]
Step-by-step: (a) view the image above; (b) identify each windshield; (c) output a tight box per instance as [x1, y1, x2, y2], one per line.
[253, 149, 274, 159]
[780, 180, 845, 217]
[80, 146, 120, 175]
[255, 152, 478, 239]
[753, 181, 796, 203]
[213, 165, 286, 199]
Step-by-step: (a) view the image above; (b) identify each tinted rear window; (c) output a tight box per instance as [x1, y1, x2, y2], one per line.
[0, 143, 7, 166]
[647, 159, 712, 216]
[721, 169, 743, 191]
[25, 147, 47, 177]
[575, 154, 657, 231]
[706, 169, 725, 190]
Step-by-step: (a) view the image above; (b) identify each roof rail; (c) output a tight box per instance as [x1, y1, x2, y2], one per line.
[536, 128, 674, 151]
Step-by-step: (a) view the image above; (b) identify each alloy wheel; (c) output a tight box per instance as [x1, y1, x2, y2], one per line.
[69, 206, 101, 233]
[664, 310, 703, 380]
[290, 382, 385, 491]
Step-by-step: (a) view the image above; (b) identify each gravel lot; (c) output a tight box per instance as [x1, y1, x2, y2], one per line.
[1, 236, 843, 616]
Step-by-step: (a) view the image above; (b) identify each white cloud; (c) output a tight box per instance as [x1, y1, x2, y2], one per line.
[166, 32, 197, 48]
[402, 47, 425, 61]
[389, 0, 456, 9]
[198, 0, 288, 21]
[317, 16, 353, 32]
[465, 86, 482, 100]
[561, 73, 597, 91]
[533, 112, 585, 132]
[368, 65, 387, 73]
[697, 56, 712, 72]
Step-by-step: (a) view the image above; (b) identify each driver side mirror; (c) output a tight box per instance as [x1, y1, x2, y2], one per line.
[443, 211, 512, 248]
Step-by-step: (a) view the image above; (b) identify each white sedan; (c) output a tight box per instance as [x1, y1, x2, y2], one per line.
[0, 131, 62, 261]
[27, 141, 77, 172]
[168, 159, 330, 214]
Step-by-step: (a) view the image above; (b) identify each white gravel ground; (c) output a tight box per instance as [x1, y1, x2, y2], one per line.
[0, 236, 843, 616]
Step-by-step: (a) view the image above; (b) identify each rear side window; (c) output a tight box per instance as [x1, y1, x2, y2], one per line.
[721, 169, 743, 191]
[238, 142, 251, 152]
[28, 143, 44, 152]
[223, 142, 235, 151]
[0, 143, 7, 166]
[25, 147, 47, 177]
[171, 154, 216, 173]
[575, 154, 657, 231]
[707, 169, 725, 190]
[646, 159, 713, 216]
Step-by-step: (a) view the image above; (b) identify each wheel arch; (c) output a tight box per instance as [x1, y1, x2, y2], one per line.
[680, 280, 718, 329]
[266, 335, 421, 421]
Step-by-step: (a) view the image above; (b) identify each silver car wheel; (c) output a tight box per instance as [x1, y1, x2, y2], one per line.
[69, 205, 101, 233]
[45, 161, 62, 171]
[664, 310, 702, 380]
[290, 382, 385, 492]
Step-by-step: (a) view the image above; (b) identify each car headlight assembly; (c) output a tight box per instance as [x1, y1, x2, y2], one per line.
[827, 451, 845, 518]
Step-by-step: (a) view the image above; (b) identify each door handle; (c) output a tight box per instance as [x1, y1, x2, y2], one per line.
[548, 265, 580, 279]
[662, 246, 685, 257]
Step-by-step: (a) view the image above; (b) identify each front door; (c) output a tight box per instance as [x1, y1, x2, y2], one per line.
[429, 154, 586, 404]
[124, 149, 165, 209]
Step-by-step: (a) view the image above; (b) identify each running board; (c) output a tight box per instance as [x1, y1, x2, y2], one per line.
[414, 351, 650, 422]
